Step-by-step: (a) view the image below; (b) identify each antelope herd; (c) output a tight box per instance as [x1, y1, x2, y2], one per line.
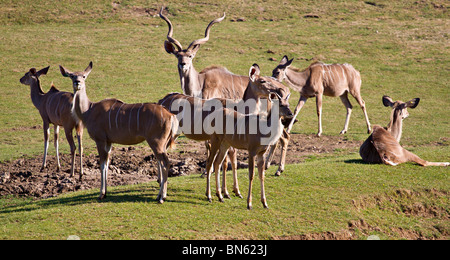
[19, 7, 448, 209]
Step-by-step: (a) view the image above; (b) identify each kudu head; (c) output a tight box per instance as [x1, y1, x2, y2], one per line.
[249, 63, 291, 100]
[268, 92, 293, 119]
[272, 55, 294, 82]
[382, 95, 420, 120]
[20, 66, 50, 85]
[59, 62, 93, 92]
[159, 7, 225, 75]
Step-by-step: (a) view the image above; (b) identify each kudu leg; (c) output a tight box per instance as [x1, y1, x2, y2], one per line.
[213, 144, 231, 202]
[257, 152, 268, 208]
[54, 125, 61, 172]
[76, 125, 83, 181]
[97, 142, 111, 200]
[275, 131, 289, 176]
[221, 152, 230, 199]
[264, 141, 278, 171]
[40, 123, 50, 172]
[316, 94, 323, 137]
[205, 137, 221, 202]
[287, 96, 307, 133]
[247, 155, 256, 210]
[64, 127, 76, 178]
[404, 149, 449, 167]
[339, 93, 353, 135]
[229, 147, 242, 198]
[354, 94, 371, 134]
[155, 153, 170, 203]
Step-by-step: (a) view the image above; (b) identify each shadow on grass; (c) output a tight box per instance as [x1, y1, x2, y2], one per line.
[344, 159, 374, 165]
[0, 184, 203, 215]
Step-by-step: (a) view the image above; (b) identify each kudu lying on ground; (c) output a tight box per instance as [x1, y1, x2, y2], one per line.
[20, 66, 84, 180]
[360, 96, 448, 166]
[60, 62, 179, 203]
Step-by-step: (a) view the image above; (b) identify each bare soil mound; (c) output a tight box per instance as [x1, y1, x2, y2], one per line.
[0, 134, 360, 199]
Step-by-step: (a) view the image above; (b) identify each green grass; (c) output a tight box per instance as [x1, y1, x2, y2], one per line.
[1, 146, 448, 240]
[0, 0, 448, 239]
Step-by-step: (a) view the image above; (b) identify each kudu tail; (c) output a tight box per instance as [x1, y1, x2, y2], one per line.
[167, 115, 180, 150]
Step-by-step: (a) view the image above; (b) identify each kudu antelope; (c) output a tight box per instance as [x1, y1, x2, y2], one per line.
[205, 92, 293, 209]
[158, 64, 291, 199]
[20, 66, 84, 180]
[272, 55, 371, 136]
[360, 96, 449, 166]
[160, 8, 291, 176]
[60, 62, 178, 202]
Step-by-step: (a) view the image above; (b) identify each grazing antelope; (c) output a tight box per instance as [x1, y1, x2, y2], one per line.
[205, 92, 293, 209]
[60, 62, 178, 202]
[360, 96, 449, 166]
[20, 66, 84, 180]
[272, 55, 371, 136]
[158, 64, 291, 198]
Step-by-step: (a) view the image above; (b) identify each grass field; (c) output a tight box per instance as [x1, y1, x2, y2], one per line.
[0, 0, 448, 239]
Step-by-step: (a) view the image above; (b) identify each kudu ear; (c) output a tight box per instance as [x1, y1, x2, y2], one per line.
[84, 61, 93, 77]
[249, 64, 260, 82]
[382, 95, 394, 107]
[268, 92, 277, 102]
[190, 44, 201, 54]
[279, 55, 293, 68]
[406, 98, 420, 109]
[59, 65, 71, 77]
[164, 40, 177, 55]
[36, 66, 50, 77]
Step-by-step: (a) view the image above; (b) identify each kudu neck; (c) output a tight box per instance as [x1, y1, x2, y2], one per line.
[285, 68, 309, 92]
[242, 82, 266, 115]
[387, 110, 403, 142]
[29, 78, 45, 109]
[73, 87, 92, 123]
[179, 65, 203, 98]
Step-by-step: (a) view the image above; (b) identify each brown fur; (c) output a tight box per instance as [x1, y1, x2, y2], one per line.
[205, 94, 293, 209]
[272, 56, 371, 136]
[20, 66, 83, 179]
[60, 62, 178, 202]
[360, 96, 448, 166]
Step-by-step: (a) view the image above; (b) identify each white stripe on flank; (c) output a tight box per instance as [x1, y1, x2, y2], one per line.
[109, 101, 117, 130]
[128, 103, 136, 133]
[136, 103, 144, 131]
[116, 103, 125, 129]
[55, 94, 62, 118]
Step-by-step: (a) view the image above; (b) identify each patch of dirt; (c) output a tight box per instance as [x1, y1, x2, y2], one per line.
[273, 217, 448, 240]
[0, 134, 359, 199]
[352, 188, 449, 220]
[274, 219, 380, 240]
